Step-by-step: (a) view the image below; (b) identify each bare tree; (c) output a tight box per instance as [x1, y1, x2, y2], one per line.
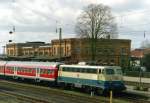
[141, 40, 150, 49]
[75, 4, 118, 62]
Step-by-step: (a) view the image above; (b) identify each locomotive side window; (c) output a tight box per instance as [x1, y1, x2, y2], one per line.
[61, 67, 97, 74]
[105, 69, 114, 75]
[87, 69, 97, 73]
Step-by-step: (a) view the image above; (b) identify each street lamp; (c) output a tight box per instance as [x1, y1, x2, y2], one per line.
[139, 66, 146, 89]
[59, 28, 62, 62]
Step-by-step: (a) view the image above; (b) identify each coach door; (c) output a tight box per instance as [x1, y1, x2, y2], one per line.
[36, 68, 40, 78]
[14, 67, 17, 76]
[58, 67, 62, 77]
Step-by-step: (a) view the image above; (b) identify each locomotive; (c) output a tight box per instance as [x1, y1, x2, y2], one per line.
[0, 61, 126, 94]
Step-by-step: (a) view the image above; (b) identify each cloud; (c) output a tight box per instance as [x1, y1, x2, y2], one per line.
[0, 0, 150, 53]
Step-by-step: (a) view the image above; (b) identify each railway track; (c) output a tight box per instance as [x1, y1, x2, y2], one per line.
[0, 80, 110, 103]
[114, 91, 150, 103]
[0, 89, 50, 103]
[0, 79, 149, 103]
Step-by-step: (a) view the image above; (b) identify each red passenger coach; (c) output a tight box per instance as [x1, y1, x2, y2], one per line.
[0, 61, 61, 82]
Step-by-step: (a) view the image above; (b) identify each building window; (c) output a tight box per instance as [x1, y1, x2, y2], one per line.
[10, 50, 13, 55]
[61, 47, 64, 56]
[104, 49, 108, 53]
[66, 46, 70, 55]
[121, 48, 126, 55]
[110, 49, 114, 55]
[97, 49, 102, 54]
[45, 52, 48, 55]
[75, 47, 80, 53]
[53, 47, 56, 55]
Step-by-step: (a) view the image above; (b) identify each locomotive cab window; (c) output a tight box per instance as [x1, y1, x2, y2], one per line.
[116, 69, 122, 75]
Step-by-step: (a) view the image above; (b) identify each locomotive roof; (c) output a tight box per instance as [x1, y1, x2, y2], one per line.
[5, 61, 62, 68]
[60, 65, 121, 69]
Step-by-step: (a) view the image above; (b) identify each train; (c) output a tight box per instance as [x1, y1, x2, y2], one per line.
[0, 61, 126, 94]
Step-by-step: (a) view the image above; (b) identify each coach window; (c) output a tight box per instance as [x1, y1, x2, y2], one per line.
[48, 70, 51, 74]
[43, 69, 46, 74]
[50, 70, 54, 75]
[23, 68, 26, 73]
[40, 69, 44, 74]
[23, 69, 25, 73]
[23, 68, 25, 73]
[42, 69, 45, 74]
[24, 68, 27, 73]
[17, 68, 19, 72]
[0, 66, 2, 71]
[27, 69, 30, 73]
[41, 69, 44, 74]
[28, 69, 31, 73]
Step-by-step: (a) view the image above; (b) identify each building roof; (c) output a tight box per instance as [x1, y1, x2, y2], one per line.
[26, 41, 45, 44]
[131, 49, 144, 58]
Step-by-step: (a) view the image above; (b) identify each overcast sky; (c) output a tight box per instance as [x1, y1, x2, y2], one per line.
[0, 0, 150, 53]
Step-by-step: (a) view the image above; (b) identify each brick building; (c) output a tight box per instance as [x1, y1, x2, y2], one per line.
[52, 38, 131, 68]
[6, 42, 49, 57]
[131, 48, 150, 66]
[6, 38, 131, 68]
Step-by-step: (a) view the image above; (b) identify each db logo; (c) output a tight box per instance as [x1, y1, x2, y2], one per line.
[77, 74, 79, 77]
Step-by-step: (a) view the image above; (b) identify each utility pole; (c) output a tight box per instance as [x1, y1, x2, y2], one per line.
[2, 46, 6, 55]
[59, 28, 62, 62]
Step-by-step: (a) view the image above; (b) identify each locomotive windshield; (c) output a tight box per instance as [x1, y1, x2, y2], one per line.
[116, 69, 122, 75]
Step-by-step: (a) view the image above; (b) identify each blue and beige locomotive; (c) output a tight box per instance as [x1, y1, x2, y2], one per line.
[58, 65, 126, 93]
